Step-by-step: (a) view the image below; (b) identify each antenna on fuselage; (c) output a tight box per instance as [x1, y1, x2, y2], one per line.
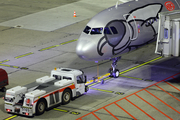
[115, 1, 119, 9]
[115, 0, 126, 9]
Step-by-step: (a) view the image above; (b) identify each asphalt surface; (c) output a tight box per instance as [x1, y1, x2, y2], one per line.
[0, 0, 179, 120]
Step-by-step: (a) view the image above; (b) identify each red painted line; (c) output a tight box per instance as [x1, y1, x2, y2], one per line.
[172, 72, 180, 77]
[135, 94, 173, 120]
[125, 98, 155, 120]
[103, 107, 119, 120]
[145, 89, 180, 114]
[171, 76, 180, 82]
[92, 112, 101, 120]
[155, 84, 180, 102]
[77, 72, 180, 120]
[93, 103, 113, 112]
[165, 81, 180, 91]
[114, 102, 137, 120]
[92, 75, 173, 113]
[76, 118, 82, 120]
[76, 113, 92, 120]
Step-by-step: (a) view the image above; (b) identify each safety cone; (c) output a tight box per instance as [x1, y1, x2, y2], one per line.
[74, 11, 76, 17]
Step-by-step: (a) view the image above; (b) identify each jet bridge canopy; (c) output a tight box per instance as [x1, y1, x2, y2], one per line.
[155, 10, 180, 57]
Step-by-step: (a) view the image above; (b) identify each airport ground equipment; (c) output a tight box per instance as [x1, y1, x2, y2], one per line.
[0, 68, 8, 92]
[4, 68, 88, 116]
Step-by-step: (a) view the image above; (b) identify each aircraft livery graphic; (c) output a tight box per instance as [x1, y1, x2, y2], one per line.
[76, 0, 180, 78]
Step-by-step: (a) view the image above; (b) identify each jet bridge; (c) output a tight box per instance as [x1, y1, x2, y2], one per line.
[155, 10, 180, 57]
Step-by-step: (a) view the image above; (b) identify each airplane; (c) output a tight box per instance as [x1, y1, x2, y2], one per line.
[76, 0, 180, 78]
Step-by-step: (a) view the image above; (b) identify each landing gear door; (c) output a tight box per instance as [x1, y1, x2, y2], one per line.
[123, 13, 138, 41]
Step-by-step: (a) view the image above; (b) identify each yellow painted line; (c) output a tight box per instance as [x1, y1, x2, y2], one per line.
[120, 56, 162, 74]
[103, 77, 111, 81]
[39, 39, 78, 51]
[4, 115, 17, 120]
[53, 108, 81, 115]
[39, 45, 60, 51]
[20, 67, 29, 70]
[0, 64, 28, 70]
[0, 59, 9, 63]
[99, 73, 110, 79]
[119, 75, 143, 80]
[88, 82, 100, 87]
[115, 92, 125, 95]
[70, 111, 81, 115]
[86, 56, 162, 87]
[85, 73, 110, 85]
[15, 52, 34, 59]
[89, 87, 114, 93]
[53, 108, 69, 113]
[0, 64, 19, 68]
[60, 39, 78, 45]
[85, 80, 94, 84]
[145, 79, 153, 82]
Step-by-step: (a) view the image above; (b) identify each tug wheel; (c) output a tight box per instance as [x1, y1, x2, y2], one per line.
[1, 87, 6, 92]
[36, 99, 46, 115]
[62, 89, 71, 105]
[85, 86, 89, 92]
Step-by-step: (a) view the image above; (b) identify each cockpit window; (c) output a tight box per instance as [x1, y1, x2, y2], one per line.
[90, 28, 103, 35]
[83, 26, 118, 35]
[104, 27, 112, 35]
[110, 26, 118, 34]
[83, 26, 91, 34]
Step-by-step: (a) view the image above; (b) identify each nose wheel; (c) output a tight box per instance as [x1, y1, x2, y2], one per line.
[109, 68, 120, 78]
[109, 57, 121, 78]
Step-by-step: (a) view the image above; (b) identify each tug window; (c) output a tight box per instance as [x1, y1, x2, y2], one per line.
[110, 26, 118, 34]
[63, 76, 72, 80]
[104, 27, 112, 35]
[53, 75, 61, 80]
[77, 74, 86, 84]
[90, 28, 103, 34]
[77, 75, 83, 83]
[83, 26, 91, 34]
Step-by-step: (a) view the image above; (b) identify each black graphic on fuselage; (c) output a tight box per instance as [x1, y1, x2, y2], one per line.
[97, 3, 163, 56]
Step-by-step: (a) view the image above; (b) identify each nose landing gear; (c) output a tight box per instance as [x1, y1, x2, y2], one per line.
[108, 56, 121, 78]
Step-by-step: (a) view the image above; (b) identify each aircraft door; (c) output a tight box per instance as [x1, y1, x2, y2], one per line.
[123, 13, 138, 41]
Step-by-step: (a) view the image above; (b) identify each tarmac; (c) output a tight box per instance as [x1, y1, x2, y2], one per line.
[0, 0, 179, 120]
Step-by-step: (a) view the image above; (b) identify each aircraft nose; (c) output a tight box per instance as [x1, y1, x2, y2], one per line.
[76, 39, 96, 61]
[76, 42, 90, 60]
[76, 43, 85, 59]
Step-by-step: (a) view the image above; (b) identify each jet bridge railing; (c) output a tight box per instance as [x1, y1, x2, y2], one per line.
[155, 10, 180, 57]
